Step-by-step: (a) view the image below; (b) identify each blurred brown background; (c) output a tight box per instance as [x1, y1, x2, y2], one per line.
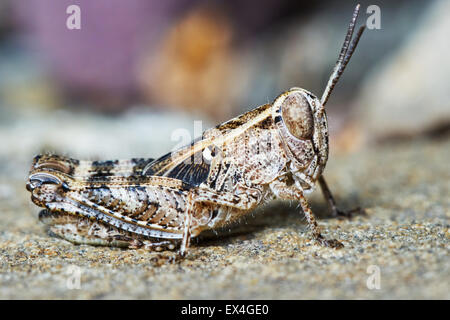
[0, 0, 449, 162]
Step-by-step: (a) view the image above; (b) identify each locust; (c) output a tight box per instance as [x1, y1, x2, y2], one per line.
[26, 5, 365, 258]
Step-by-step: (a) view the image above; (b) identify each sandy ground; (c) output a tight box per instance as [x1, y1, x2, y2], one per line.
[0, 124, 448, 299]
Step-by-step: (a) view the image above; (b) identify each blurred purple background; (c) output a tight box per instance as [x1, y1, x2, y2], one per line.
[12, 0, 189, 105]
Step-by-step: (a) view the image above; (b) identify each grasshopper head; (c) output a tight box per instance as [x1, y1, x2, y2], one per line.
[272, 4, 365, 186]
[272, 88, 329, 183]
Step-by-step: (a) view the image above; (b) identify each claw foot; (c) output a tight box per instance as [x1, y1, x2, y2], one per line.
[332, 206, 366, 219]
[315, 235, 344, 249]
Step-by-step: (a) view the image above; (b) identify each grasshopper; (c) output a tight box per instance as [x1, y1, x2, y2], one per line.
[26, 5, 365, 257]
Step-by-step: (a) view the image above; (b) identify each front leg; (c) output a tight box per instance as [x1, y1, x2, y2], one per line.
[270, 179, 344, 249]
[318, 175, 365, 219]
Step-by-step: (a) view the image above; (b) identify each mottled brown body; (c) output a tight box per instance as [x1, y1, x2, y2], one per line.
[26, 88, 341, 255]
[26, 5, 366, 257]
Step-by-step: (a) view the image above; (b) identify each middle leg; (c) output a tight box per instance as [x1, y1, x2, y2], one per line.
[318, 175, 365, 219]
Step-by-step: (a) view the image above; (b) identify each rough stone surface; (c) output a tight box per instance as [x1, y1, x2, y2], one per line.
[0, 117, 448, 299]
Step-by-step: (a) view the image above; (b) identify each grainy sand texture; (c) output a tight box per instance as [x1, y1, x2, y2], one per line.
[0, 122, 448, 299]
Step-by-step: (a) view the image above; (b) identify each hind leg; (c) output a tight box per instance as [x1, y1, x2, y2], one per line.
[39, 210, 178, 251]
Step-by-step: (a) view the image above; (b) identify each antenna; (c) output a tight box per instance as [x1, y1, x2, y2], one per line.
[320, 4, 365, 107]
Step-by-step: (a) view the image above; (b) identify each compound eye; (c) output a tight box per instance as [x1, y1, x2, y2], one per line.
[281, 92, 314, 140]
